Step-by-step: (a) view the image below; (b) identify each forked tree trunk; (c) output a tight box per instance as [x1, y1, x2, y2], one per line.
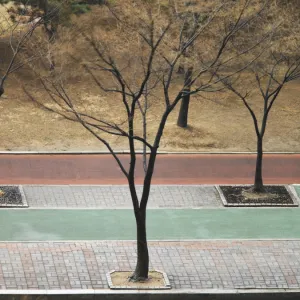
[131, 209, 149, 280]
[177, 67, 193, 128]
[177, 64, 185, 74]
[253, 136, 265, 193]
[130, 150, 158, 281]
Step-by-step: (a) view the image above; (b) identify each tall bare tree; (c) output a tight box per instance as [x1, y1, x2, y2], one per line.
[221, 53, 300, 192]
[26, 0, 268, 281]
[218, 0, 300, 193]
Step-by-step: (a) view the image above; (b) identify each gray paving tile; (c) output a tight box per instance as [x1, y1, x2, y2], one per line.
[24, 185, 222, 208]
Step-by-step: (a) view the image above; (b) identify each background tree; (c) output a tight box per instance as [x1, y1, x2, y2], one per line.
[0, 0, 63, 70]
[221, 54, 300, 193]
[0, 12, 44, 97]
[218, 1, 300, 193]
[175, 6, 209, 128]
[0, 0, 105, 69]
[25, 0, 268, 281]
[177, 66, 192, 127]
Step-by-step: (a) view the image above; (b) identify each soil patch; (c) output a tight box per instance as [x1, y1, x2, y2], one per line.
[218, 185, 298, 207]
[108, 271, 171, 289]
[0, 186, 27, 207]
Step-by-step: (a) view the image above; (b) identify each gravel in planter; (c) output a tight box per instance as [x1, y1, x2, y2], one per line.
[0, 186, 27, 207]
[218, 185, 298, 207]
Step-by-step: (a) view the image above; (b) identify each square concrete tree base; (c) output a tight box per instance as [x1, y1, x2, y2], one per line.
[107, 270, 171, 290]
[0, 186, 28, 208]
[216, 184, 299, 207]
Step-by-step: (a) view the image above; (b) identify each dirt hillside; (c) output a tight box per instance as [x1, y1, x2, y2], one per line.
[0, 0, 299, 152]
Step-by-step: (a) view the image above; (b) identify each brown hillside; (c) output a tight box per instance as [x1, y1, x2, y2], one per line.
[0, 0, 299, 152]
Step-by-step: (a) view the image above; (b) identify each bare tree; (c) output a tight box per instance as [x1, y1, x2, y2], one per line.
[176, 10, 205, 128]
[25, 0, 268, 281]
[221, 53, 300, 193]
[0, 15, 45, 97]
[217, 0, 300, 193]
[177, 66, 192, 127]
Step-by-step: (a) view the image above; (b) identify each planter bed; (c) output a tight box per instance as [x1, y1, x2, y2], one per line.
[0, 186, 28, 208]
[107, 270, 171, 290]
[216, 185, 299, 207]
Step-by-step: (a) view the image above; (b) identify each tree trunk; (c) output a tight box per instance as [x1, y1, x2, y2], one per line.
[0, 85, 4, 97]
[38, 0, 48, 14]
[177, 64, 185, 74]
[177, 67, 193, 128]
[130, 209, 149, 281]
[253, 136, 265, 193]
[39, 0, 56, 42]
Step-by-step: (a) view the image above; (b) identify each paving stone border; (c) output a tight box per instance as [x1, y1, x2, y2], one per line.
[106, 270, 171, 290]
[216, 185, 299, 207]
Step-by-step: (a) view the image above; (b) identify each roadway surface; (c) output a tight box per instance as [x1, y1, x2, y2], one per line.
[0, 153, 299, 184]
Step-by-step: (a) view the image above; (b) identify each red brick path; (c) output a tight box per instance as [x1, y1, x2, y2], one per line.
[0, 153, 299, 184]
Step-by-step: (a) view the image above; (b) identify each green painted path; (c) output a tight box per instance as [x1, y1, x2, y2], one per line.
[1, 208, 300, 241]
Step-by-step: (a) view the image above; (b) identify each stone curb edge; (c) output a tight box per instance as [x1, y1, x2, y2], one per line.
[1, 288, 300, 295]
[0, 151, 299, 155]
[19, 185, 28, 208]
[1, 238, 300, 243]
[215, 184, 300, 207]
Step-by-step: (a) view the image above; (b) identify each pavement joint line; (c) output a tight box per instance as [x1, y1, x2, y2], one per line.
[0, 288, 300, 295]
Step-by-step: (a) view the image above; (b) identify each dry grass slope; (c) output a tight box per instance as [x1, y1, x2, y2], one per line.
[0, 0, 299, 152]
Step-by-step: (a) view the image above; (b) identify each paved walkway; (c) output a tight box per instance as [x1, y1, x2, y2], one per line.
[23, 185, 221, 208]
[22, 184, 300, 208]
[1, 153, 300, 184]
[0, 240, 300, 290]
[0, 184, 300, 291]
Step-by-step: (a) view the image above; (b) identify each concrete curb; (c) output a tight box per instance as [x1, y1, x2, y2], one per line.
[0, 151, 299, 155]
[1, 287, 300, 300]
[1, 238, 300, 243]
[1, 288, 300, 295]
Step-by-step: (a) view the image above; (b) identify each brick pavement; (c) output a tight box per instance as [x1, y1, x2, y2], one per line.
[23, 185, 222, 208]
[0, 240, 299, 290]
